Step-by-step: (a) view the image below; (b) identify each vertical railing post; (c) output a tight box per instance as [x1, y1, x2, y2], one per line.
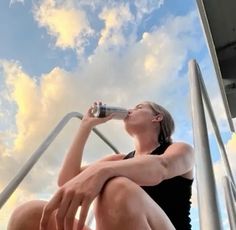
[189, 59, 222, 230]
[197, 64, 236, 188]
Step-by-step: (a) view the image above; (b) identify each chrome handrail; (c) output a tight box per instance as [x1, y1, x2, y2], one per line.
[196, 64, 236, 188]
[189, 59, 236, 230]
[0, 112, 120, 210]
[189, 59, 222, 230]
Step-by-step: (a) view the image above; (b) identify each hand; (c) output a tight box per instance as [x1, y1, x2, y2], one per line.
[40, 164, 108, 230]
[81, 102, 113, 129]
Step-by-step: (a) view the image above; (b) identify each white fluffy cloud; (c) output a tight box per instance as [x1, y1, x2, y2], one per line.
[34, 0, 94, 51]
[98, 4, 134, 47]
[33, 0, 165, 52]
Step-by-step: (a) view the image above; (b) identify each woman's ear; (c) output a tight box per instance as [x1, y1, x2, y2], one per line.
[152, 114, 163, 123]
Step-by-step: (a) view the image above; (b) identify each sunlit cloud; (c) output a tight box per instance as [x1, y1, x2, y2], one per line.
[98, 4, 134, 47]
[33, 0, 165, 53]
[34, 0, 94, 51]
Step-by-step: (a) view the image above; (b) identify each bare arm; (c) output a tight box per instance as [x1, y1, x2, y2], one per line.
[79, 153, 126, 173]
[57, 104, 114, 187]
[101, 142, 194, 186]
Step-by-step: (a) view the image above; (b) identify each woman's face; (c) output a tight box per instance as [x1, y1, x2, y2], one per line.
[124, 102, 158, 134]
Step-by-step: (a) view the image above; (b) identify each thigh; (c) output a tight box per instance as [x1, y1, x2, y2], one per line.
[45, 205, 92, 230]
[141, 192, 175, 230]
[94, 177, 175, 230]
[45, 203, 92, 230]
[9, 200, 92, 230]
[127, 182, 175, 230]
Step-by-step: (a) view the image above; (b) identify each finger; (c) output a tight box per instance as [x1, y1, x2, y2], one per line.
[77, 200, 91, 230]
[101, 113, 113, 122]
[93, 101, 98, 106]
[65, 196, 81, 230]
[88, 106, 95, 115]
[40, 190, 63, 230]
[56, 192, 74, 230]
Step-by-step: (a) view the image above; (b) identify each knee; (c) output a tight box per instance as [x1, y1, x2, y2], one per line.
[7, 200, 47, 230]
[103, 176, 135, 202]
[95, 177, 138, 216]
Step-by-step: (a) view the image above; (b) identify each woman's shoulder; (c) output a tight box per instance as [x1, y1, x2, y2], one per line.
[167, 141, 194, 151]
[164, 141, 194, 160]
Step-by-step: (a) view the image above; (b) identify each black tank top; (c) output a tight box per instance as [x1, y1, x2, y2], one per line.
[123, 142, 193, 230]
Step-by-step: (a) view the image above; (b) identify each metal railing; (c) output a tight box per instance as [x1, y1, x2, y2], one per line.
[0, 112, 119, 227]
[189, 59, 236, 230]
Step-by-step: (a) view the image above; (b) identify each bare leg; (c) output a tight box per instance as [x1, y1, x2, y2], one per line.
[7, 200, 92, 230]
[94, 177, 175, 230]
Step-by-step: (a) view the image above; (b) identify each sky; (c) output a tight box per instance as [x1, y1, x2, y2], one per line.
[0, 0, 236, 229]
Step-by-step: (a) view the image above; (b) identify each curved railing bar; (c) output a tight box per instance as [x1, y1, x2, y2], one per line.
[0, 112, 120, 209]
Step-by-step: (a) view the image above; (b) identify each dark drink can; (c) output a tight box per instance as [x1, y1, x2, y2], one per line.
[91, 104, 128, 120]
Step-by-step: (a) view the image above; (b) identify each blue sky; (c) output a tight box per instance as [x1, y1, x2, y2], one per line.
[0, 0, 236, 229]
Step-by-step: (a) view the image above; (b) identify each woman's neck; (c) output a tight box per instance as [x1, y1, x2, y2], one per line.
[133, 134, 160, 156]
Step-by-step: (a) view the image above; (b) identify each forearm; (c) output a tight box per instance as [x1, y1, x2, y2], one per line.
[102, 155, 168, 186]
[58, 123, 92, 186]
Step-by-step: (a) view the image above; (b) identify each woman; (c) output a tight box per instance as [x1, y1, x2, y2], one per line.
[8, 101, 194, 230]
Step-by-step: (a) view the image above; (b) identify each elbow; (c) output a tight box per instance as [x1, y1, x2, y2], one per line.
[143, 157, 168, 186]
[57, 170, 81, 187]
[157, 157, 169, 183]
[57, 176, 65, 187]
[57, 172, 69, 187]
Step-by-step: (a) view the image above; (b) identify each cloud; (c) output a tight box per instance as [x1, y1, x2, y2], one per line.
[33, 0, 165, 53]
[77, 0, 164, 18]
[98, 4, 134, 47]
[0, 133, 7, 154]
[34, 0, 94, 51]
[134, 0, 164, 19]
[9, 0, 24, 7]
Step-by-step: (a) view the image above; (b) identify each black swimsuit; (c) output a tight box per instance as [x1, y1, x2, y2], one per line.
[123, 142, 193, 230]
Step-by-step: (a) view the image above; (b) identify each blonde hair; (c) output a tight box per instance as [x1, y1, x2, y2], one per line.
[145, 101, 175, 144]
